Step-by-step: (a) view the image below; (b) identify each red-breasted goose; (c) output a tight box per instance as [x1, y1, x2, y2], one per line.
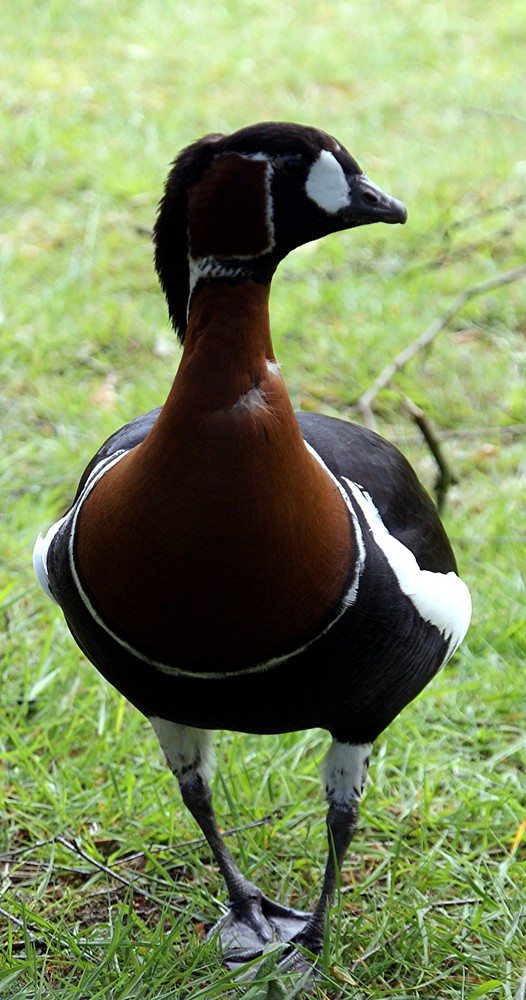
[34, 122, 471, 972]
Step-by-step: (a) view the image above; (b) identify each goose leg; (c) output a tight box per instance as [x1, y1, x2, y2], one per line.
[284, 740, 372, 966]
[291, 798, 359, 958]
[179, 769, 309, 963]
[150, 718, 308, 965]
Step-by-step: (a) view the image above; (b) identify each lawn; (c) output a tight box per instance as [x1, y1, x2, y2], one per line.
[1, 0, 525, 997]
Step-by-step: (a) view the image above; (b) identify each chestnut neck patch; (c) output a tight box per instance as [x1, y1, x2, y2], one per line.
[188, 153, 274, 261]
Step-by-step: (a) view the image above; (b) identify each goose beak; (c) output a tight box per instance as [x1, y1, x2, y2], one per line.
[346, 174, 408, 226]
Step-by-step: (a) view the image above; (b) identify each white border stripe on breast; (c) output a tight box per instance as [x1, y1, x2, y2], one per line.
[63, 441, 366, 680]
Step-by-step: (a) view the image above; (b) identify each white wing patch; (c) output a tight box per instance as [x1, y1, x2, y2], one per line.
[342, 478, 472, 656]
[305, 150, 350, 214]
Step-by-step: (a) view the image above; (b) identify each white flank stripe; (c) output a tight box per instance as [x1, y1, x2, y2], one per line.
[342, 478, 472, 655]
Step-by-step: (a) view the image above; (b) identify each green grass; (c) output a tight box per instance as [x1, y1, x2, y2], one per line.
[1, 0, 525, 997]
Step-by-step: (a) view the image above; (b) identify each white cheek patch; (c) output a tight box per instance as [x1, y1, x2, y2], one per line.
[305, 150, 351, 214]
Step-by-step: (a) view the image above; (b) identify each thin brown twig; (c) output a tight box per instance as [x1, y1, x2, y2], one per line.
[1, 814, 279, 924]
[0, 904, 45, 948]
[55, 836, 169, 909]
[415, 227, 516, 274]
[117, 812, 278, 865]
[449, 194, 526, 231]
[2, 858, 91, 877]
[358, 264, 526, 429]
[350, 896, 478, 971]
[0, 837, 54, 861]
[0, 813, 276, 871]
[404, 396, 457, 512]
[54, 818, 277, 907]
[462, 106, 526, 125]
[399, 422, 526, 445]
[0, 904, 32, 934]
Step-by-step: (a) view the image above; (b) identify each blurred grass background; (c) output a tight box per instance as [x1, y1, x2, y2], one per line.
[1, 1, 525, 997]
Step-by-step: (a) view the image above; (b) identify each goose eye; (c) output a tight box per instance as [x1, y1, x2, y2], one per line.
[276, 154, 309, 177]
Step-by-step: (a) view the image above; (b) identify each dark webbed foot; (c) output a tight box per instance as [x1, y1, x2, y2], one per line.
[209, 886, 310, 967]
